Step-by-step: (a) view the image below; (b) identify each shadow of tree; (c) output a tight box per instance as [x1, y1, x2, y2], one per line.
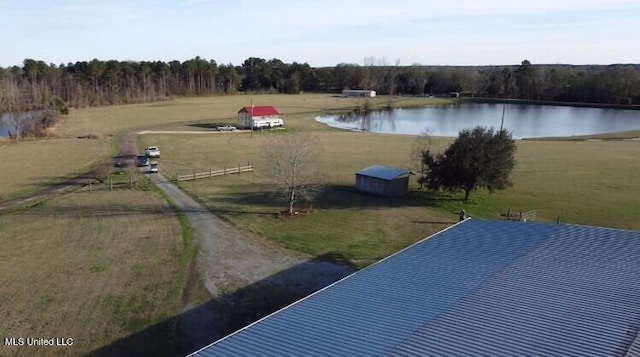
[187, 122, 230, 130]
[207, 184, 459, 214]
[84, 254, 355, 357]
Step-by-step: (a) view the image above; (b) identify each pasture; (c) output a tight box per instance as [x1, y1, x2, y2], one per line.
[0, 138, 107, 200]
[1, 94, 638, 355]
[0, 190, 184, 356]
[59, 94, 445, 138]
[1, 94, 444, 200]
[4, 93, 637, 266]
[139, 100, 640, 266]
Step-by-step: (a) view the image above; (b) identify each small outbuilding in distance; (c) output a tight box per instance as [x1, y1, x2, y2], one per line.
[355, 165, 410, 198]
[237, 105, 284, 129]
[342, 89, 377, 98]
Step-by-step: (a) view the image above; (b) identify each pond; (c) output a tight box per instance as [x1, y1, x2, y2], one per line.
[0, 112, 15, 137]
[315, 103, 640, 138]
[0, 111, 56, 138]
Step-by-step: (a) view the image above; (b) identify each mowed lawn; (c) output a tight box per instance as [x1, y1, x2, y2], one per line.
[0, 138, 108, 200]
[59, 94, 444, 138]
[454, 139, 640, 229]
[143, 130, 456, 267]
[1, 94, 445, 200]
[140, 110, 640, 267]
[0, 190, 184, 357]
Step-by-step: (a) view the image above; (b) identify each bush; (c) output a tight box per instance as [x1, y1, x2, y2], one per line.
[49, 96, 69, 115]
[17, 110, 60, 138]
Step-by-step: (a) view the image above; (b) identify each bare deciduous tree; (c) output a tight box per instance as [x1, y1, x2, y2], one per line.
[263, 132, 322, 215]
[409, 128, 434, 189]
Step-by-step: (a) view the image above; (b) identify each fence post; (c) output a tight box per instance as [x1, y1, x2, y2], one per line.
[507, 208, 510, 220]
[519, 211, 522, 221]
[238, 163, 241, 174]
[224, 166, 226, 175]
[89, 179, 93, 192]
[130, 174, 133, 189]
[556, 214, 561, 224]
[110, 175, 113, 191]
[210, 168, 212, 179]
[193, 169, 196, 181]
[176, 170, 179, 183]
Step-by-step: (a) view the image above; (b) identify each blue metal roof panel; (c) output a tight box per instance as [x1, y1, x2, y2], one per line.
[190, 220, 640, 357]
[356, 165, 409, 180]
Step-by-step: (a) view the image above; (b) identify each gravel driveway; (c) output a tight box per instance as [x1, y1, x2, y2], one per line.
[135, 136, 354, 353]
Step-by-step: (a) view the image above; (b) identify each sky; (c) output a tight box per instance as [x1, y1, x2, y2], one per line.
[1, 0, 639, 67]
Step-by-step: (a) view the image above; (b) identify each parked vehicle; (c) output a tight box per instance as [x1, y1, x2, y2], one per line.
[217, 125, 237, 131]
[136, 154, 150, 167]
[145, 146, 160, 158]
[148, 162, 159, 174]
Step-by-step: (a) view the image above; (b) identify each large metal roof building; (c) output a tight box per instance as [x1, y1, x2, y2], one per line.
[189, 220, 640, 357]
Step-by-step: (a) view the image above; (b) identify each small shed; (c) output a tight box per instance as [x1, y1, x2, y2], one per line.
[342, 89, 376, 98]
[237, 106, 283, 129]
[355, 165, 410, 197]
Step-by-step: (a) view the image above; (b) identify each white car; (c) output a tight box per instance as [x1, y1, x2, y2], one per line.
[217, 125, 237, 131]
[145, 146, 160, 158]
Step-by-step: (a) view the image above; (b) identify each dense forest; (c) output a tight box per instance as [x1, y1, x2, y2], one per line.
[1, 56, 640, 114]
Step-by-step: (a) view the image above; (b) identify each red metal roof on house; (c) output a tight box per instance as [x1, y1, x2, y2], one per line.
[239, 106, 279, 116]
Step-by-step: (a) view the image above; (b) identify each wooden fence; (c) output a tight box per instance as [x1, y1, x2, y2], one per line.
[503, 209, 537, 222]
[176, 164, 253, 182]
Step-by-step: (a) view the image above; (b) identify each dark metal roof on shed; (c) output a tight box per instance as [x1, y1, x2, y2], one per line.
[356, 165, 409, 181]
[189, 220, 640, 357]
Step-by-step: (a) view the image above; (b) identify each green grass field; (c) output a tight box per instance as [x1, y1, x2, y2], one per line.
[1, 94, 639, 355]
[138, 97, 640, 266]
[1, 94, 447, 200]
[434, 139, 640, 228]
[0, 137, 108, 200]
[60, 94, 448, 138]
[0, 190, 184, 356]
[4, 93, 638, 267]
[0, 94, 455, 355]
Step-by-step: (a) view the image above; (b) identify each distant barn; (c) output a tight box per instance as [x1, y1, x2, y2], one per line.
[355, 165, 409, 197]
[342, 89, 376, 98]
[237, 106, 283, 129]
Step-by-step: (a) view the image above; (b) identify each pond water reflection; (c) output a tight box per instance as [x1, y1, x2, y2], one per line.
[315, 103, 640, 138]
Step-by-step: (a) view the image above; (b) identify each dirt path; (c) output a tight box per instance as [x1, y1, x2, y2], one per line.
[0, 133, 138, 212]
[138, 130, 251, 134]
[0, 179, 85, 211]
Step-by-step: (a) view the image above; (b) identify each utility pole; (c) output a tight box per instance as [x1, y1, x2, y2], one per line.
[250, 97, 254, 138]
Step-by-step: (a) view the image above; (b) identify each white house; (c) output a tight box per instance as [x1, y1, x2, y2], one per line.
[237, 106, 284, 129]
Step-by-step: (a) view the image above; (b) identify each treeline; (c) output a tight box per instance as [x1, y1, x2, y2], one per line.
[1, 57, 640, 112]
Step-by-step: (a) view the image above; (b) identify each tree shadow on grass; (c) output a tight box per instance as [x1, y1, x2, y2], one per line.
[187, 122, 233, 130]
[9, 198, 180, 218]
[84, 253, 355, 357]
[208, 184, 460, 213]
